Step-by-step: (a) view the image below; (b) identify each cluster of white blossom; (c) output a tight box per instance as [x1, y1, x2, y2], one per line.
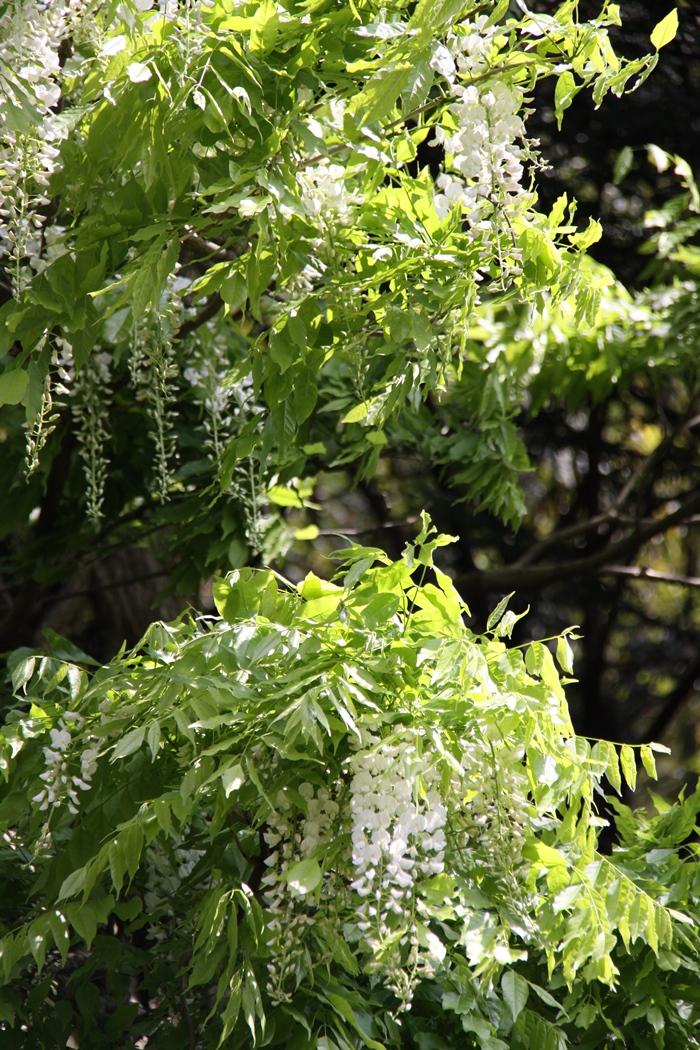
[0, 1, 90, 292]
[344, 732, 447, 1008]
[183, 353, 230, 420]
[281, 260, 328, 300]
[261, 782, 339, 1004]
[255, 741, 451, 1010]
[297, 160, 358, 224]
[432, 14, 499, 83]
[430, 17, 532, 237]
[454, 735, 533, 937]
[32, 714, 98, 816]
[348, 732, 446, 923]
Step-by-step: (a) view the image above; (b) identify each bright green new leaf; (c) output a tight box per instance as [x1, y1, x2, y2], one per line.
[620, 744, 637, 792]
[650, 9, 678, 50]
[554, 71, 577, 129]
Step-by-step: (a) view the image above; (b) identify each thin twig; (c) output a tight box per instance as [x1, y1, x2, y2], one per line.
[515, 410, 700, 569]
[316, 517, 418, 537]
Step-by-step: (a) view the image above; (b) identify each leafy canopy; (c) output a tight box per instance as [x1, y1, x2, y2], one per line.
[1, 518, 699, 1047]
[0, 0, 673, 583]
[1, 2, 699, 1048]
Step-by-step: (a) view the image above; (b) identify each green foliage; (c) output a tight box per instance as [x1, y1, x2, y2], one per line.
[1, 3, 699, 1046]
[0, 0, 664, 574]
[1, 521, 698, 1046]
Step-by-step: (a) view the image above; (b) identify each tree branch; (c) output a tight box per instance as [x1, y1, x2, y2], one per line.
[176, 293, 224, 340]
[458, 490, 700, 593]
[514, 410, 700, 569]
[601, 565, 700, 588]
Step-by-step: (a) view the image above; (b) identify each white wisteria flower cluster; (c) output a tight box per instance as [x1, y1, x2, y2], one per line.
[348, 733, 446, 931]
[0, 0, 90, 292]
[297, 159, 359, 224]
[261, 781, 340, 1003]
[257, 732, 450, 1007]
[32, 713, 98, 816]
[430, 17, 531, 235]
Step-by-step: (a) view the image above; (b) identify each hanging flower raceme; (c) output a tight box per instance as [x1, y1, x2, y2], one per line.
[72, 351, 113, 525]
[31, 713, 98, 817]
[0, 0, 92, 292]
[297, 159, 360, 225]
[258, 729, 449, 1010]
[430, 17, 533, 238]
[261, 782, 340, 1004]
[348, 733, 446, 919]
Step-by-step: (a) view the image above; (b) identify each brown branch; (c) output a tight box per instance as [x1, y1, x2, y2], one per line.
[600, 565, 700, 588]
[514, 410, 700, 569]
[514, 512, 612, 568]
[176, 293, 224, 340]
[49, 569, 171, 605]
[316, 517, 419, 537]
[458, 489, 700, 593]
[179, 234, 238, 265]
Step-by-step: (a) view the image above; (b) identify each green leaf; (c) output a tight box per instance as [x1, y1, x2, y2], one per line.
[487, 592, 514, 633]
[112, 726, 145, 761]
[221, 763, 245, 797]
[58, 867, 87, 902]
[525, 842, 567, 869]
[620, 744, 637, 792]
[570, 218, 602, 251]
[146, 720, 161, 760]
[0, 368, 28, 406]
[555, 635, 574, 675]
[593, 740, 621, 793]
[65, 902, 98, 947]
[27, 917, 50, 970]
[109, 841, 127, 896]
[613, 145, 634, 184]
[294, 524, 319, 541]
[342, 400, 371, 425]
[298, 572, 342, 600]
[48, 911, 70, 961]
[285, 857, 322, 896]
[361, 592, 401, 627]
[268, 484, 304, 508]
[650, 9, 678, 49]
[502, 971, 529, 1024]
[554, 71, 576, 129]
[219, 976, 242, 1045]
[121, 822, 144, 878]
[640, 744, 657, 779]
[213, 569, 279, 620]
